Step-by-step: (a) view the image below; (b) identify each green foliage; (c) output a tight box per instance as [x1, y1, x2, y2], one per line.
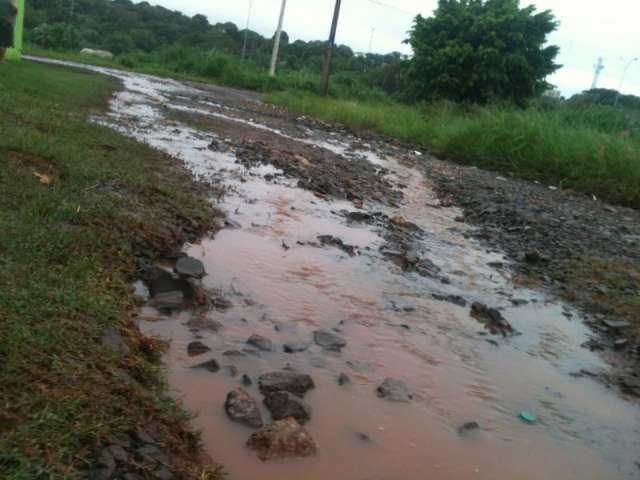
[24, 0, 407, 99]
[570, 88, 640, 110]
[268, 91, 640, 208]
[406, 0, 560, 104]
[31, 22, 80, 50]
[0, 60, 214, 479]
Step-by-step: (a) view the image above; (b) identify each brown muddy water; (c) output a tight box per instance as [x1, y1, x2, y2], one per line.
[31, 58, 640, 479]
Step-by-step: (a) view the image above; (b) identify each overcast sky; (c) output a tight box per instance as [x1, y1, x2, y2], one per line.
[151, 0, 640, 97]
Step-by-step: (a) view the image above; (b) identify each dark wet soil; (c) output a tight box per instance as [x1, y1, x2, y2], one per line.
[421, 158, 640, 395]
[170, 84, 640, 397]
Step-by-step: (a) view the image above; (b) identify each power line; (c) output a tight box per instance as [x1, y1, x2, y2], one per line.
[365, 0, 417, 17]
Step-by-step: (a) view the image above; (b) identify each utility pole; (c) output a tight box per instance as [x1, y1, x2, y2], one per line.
[591, 57, 604, 90]
[320, 0, 342, 96]
[241, 0, 253, 61]
[615, 57, 638, 106]
[368, 28, 375, 53]
[269, 0, 287, 77]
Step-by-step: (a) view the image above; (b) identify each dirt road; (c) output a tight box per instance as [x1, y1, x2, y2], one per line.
[31, 58, 640, 479]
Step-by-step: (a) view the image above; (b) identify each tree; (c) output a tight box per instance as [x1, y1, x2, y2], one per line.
[31, 23, 81, 50]
[405, 0, 560, 105]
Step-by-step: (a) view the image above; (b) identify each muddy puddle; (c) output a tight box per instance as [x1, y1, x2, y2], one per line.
[30, 57, 640, 479]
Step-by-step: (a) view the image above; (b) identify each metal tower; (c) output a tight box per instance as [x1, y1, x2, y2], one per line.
[591, 57, 604, 90]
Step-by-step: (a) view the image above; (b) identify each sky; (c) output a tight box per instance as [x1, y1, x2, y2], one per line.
[150, 0, 640, 98]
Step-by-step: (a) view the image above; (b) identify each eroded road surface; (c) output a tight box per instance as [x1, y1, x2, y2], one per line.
[33, 58, 640, 479]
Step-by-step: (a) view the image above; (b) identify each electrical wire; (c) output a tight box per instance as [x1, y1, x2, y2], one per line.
[365, 0, 417, 16]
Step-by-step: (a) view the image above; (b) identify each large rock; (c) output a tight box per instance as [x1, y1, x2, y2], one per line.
[283, 340, 311, 353]
[224, 388, 263, 428]
[152, 290, 184, 310]
[191, 359, 220, 372]
[259, 370, 315, 397]
[175, 256, 205, 278]
[246, 418, 317, 461]
[313, 329, 347, 351]
[470, 302, 515, 337]
[263, 391, 312, 424]
[246, 334, 273, 352]
[376, 378, 412, 403]
[145, 268, 190, 310]
[187, 341, 211, 357]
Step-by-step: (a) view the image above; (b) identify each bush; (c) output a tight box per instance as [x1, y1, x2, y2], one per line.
[198, 51, 230, 79]
[31, 23, 80, 50]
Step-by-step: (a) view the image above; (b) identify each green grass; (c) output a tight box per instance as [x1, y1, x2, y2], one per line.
[25, 45, 387, 101]
[268, 91, 640, 208]
[0, 60, 218, 478]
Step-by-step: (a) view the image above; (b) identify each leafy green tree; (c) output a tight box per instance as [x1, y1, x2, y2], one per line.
[31, 23, 80, 50]
[406, 0, 560, 104]
[103, 32, 134, 55]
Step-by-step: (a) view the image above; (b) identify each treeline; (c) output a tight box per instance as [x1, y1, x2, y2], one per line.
[25, 0, 405, 98]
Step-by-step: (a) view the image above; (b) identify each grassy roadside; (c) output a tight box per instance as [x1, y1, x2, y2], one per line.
[0, 61, 220, 478]
[267, 91, 640, 209]
[24, 45, 237, 87]
[25, 46, 384, 101]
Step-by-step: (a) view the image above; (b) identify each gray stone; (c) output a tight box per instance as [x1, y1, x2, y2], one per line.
[131, 430, 155, 445]
[91, 448, 116, 480]
[355, 432, 373, 443]
[241, 374, 253, 386]
[247, 418, 317, 461]
[602, 319, 631, 330]
[191, 359, 220, 372]
[376, 378, 412, 403]
[264, 391, 312, 424]
[122, 474, 144, 480]
[259, 370, 315, 397]
[137, 444, 169, 464]
[224, 365, 239, 377]
[101, 326, 130, 355]
[614, 338, 630, 350]
[151, 290, 184, 310]
[223, 349, 247, 357]
[313, 329, 347, 351]
[225, 388, 263, 428]
[247, 334, 274, 352]
[432, 294, 468, 307]
[458, 421, 480, 435]
[107, 444, 129, 463]
[186, 316, 222, 332]
[337, 373, 351, 386]
[187, 341, 211, 357]
[283, 340, 311, 353]
[309, 356, 328, 369]
[152, 467, 176, 480]
[175, 256, 205, 278]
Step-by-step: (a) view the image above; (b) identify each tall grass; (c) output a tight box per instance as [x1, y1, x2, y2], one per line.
[268, 91, 640, 208]
[27, 45, 387, 100]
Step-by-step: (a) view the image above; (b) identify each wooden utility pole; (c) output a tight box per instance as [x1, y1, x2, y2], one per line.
[269, 0, 287, 77]
[320, 0, 342, 96]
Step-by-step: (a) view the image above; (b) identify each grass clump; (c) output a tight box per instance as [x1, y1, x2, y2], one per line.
[267, 91, 640, 208]
[0, 61, 218, 478]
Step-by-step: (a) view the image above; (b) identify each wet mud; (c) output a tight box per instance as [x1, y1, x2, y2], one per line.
[30, 57, 640, 480]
